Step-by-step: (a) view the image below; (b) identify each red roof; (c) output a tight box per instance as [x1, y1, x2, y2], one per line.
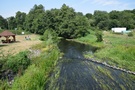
[0, 30, 15, 37]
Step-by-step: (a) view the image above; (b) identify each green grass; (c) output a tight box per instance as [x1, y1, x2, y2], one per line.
[95, 32, 135, 71]
[9, 39, 60, 90]
[76, 30, 104, 48]
[76, 30, 135, 72]
[0, 34, 60, 90]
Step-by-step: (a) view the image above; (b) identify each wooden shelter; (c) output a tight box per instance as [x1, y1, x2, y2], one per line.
[0, 30, 16, 43]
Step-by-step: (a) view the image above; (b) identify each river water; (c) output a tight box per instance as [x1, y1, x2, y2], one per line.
[46, 39, 135, 90]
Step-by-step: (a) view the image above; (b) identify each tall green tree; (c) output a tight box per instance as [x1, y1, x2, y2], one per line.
[119, 11, 134, 29]
[0, 15, 8, 29]
[7, 16, 16, 30]
[57, 4, 89, 38]
[109, 10, 121, 20]
[93, 10, 109, 30]
[85, 13, 93, 19]
[24, 4, 89, 38]
[15, 11, 26, 30]
[25, 4, 45, 34]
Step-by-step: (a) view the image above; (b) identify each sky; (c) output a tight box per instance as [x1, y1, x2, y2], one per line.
[1, 0, 135, 18]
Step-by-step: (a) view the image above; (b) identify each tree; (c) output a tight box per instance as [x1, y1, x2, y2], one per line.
[95, 31, 103, 42]
[7, 16, 16, 30]
[109, 10, 135, 29]
[22, 4, 91, 38]
[25, 4, 46, 34]
[93, 10, 109, 30]
[57, 4, 89, 38]
[109, 19, 120, 29]
[85, 13, 93, 19]
[44, 9, 61, 32]
[97, 20, 109, 30]
[119, 11, 134, 29]
[109, 10, 121, 20]
[0, 15, 8, 29]
[15, 11, 26, 30]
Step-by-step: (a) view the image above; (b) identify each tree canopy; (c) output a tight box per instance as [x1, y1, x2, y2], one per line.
[0, 15, 8, 29]
[24, 4, 90, 39]
[1, 4, 135, 38]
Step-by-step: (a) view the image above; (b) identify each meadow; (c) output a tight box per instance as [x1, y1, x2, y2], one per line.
[76, 30, 135, 72]
[0, 34, 42, 55]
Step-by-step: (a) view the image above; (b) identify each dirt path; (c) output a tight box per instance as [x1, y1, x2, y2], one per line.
[0, 34, 42, 55]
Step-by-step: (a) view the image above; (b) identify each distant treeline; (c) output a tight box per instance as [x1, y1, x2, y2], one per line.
[0, 4, 135, 38]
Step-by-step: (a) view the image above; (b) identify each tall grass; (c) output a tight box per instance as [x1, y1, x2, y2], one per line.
[77, 30, 135, 72]
[76, 30, 103, 48]
[10, 36, 60, 90]
[4, 51, 30, 73]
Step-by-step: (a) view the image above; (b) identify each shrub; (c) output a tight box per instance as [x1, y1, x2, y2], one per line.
[5, 51, 30, 73]
[40, 29, 58, 42]
[95, 31, 103, 42]
[128, 32, 133, 37]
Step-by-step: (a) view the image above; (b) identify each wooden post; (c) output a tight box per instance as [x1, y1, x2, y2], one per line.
[13, 36, 16, 42]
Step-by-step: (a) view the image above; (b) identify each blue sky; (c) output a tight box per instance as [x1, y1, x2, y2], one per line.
[1, 0, 135, 18]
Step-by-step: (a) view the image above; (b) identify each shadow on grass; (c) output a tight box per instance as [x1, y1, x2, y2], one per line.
[0, 44, 8, 47]
[0, 41, 21, 47]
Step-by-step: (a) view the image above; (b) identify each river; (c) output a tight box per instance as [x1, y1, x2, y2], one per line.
[45, 39, 135, 90]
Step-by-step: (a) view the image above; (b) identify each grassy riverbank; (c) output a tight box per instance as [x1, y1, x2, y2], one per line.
[0, 34, 60, 90]
[76, 30, 135, 72]
[10, 40, 60, 90]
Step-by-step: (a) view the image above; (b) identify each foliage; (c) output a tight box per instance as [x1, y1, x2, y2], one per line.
[7, 16, 17, 30]
[93, 10, 109, 30]
[95, 31, 103, 42]
[4, 51, 30, 73]
[1, 4, 135, 38]
[15, 11, 26, 30]
[128, 32, 133, 37]
[76, 30, 103, 47]
[10, 40, 60, 90]
[10, 29, 30, 35]
[79, 31, 135, 72]
[40, 29, 58, 42]
[24, 4, 46, 34]
[85, 13, 93, 19]
[16, 4, 90, 39]
[0, 15, 8, 29]
[0, 80, 9, 90]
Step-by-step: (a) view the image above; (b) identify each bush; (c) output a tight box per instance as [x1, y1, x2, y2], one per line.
[5, 51, 30, 73]
[10, 30, 31, 35]
[40, 29, 59, 44]
[95, 31, 103, 42]
[128, 32, 133, 37]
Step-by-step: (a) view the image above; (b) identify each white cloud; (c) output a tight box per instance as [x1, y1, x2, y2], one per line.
[91, 0, 134, 11]
[92, 0, 120, 6]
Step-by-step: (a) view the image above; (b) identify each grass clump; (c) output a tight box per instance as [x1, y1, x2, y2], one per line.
[128, 32, 133, 37]
[4, 51, 30, 73]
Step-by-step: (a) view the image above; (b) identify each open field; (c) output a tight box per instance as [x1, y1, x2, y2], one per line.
[76, 30, 135, 72]
[0, 34, 42, 55]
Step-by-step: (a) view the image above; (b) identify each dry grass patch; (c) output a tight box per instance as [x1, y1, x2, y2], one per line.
[0, 34, 42, 55]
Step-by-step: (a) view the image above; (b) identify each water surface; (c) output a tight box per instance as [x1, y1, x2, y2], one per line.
[46, 39, 135, 90]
